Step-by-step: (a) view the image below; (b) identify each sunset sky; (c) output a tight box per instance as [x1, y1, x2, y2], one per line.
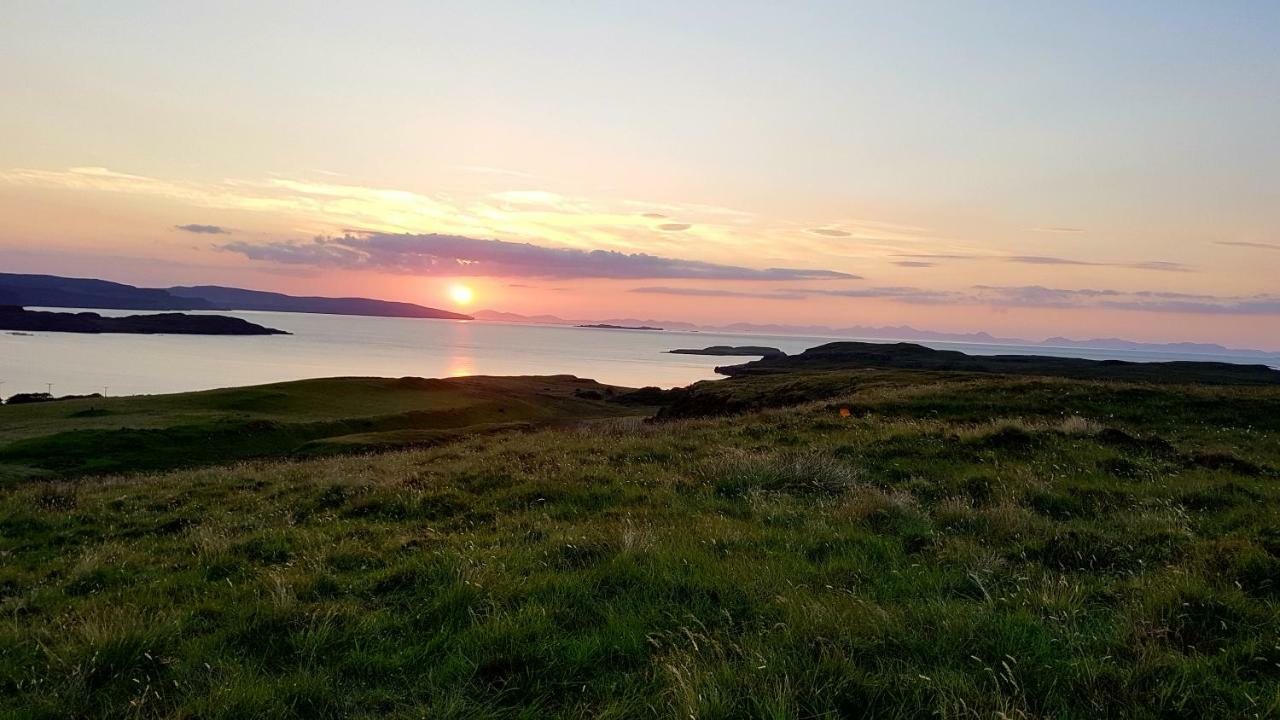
[2, 2, 1278, 348]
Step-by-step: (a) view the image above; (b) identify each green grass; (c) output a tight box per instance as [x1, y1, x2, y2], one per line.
[1, 371, 1279, 718]
[0, 375, 642, 478]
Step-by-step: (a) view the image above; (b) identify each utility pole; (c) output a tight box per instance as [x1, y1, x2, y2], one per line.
[46, 382, 53, 395]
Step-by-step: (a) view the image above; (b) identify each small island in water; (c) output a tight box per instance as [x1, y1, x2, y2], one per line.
[0, 306, 288, 335]
[668, 345, 785, 358]
[576, 323, 664, 331]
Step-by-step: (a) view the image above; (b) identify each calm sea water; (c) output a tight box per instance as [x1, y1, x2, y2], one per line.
[2, 309, 1276, 398]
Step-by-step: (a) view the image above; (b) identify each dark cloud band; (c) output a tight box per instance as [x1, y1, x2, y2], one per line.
[895, 253, 1190, 272]
[223, 232, 856, 281]
[630, 287, 808, 300]
[176, 224, 230, 234]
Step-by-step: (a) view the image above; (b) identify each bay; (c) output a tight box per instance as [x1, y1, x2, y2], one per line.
[1, 309, 1274, 398]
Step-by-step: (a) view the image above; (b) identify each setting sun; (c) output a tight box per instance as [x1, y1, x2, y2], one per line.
[448, 284, 475, 305]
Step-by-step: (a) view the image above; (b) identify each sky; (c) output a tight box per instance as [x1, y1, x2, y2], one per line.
[2, 1, 1279, 348]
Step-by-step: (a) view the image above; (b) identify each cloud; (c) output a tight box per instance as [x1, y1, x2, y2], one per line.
[973, 285, 1121, 308]
[489, 190, 565, 205]
[893, 253, 982, 261]
[633, 284, 958, 304]
[657, 223, 692, 232]
[1005, 255, 1094, 266]
[1030, 227, 1086, 233]
[807, 228, 852, 237]
[801, 287, 964, 303]
[1006, 256, 1190, 272]
[894, 261, 935, 268]
[640, 212, 668, 219]
[457, 165, 540, 180]
[1216, 241, 1280, 252]
[223, 232, 857, 281]
[630, 287, 807, 300]
[1126, 261, 1192, 272]
[894, 253, 1190, 272]
[175, 223, 230, 235]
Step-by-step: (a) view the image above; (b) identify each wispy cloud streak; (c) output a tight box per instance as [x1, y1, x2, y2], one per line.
[636, 283, 1280, 315]
[1216, 241, 1280, 252]
[630, 287, 807, 300]
[175, 224, 230, 234]
[895, 253, 1191, 272]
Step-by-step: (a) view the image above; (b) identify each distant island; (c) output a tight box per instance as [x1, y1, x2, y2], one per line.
[0, 306, 288, 335]
[668, 345, 785, 357]
[0, 273, 471, 320]
[577, 323, 664, 331]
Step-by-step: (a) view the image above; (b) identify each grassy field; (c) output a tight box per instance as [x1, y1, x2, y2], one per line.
[0, 375, 642, 479]
[2, 371, 1279, 717]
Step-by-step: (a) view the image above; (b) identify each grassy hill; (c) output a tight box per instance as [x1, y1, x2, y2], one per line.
[0, 376, 642, 479]
[1, 370, 1279, 717]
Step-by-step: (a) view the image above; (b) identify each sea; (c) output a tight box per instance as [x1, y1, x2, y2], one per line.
[2, 308, 1277, 398]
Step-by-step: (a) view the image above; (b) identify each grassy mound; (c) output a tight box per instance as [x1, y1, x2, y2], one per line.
[0, 376, 642, 478]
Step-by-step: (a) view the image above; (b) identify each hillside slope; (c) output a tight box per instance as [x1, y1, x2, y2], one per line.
[2, 371, 1278, 717]
[0, 375, 640, 478]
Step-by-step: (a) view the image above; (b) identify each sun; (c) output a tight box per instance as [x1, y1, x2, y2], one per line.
[448, 284, 475, 305]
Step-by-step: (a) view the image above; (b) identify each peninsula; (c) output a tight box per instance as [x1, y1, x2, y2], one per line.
[713, 340, 1280, 385]
[0, 306, 289, 335]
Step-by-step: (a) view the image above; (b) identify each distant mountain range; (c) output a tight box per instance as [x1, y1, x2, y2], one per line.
[0, 273, 472, 320]
[473, 309, 1278, 359]
[1038, 336, 1273, 357]
[470, 309, 569, 324]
